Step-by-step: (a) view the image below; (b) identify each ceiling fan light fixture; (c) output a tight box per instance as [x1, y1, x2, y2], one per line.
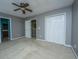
[20, 8, 25, 10]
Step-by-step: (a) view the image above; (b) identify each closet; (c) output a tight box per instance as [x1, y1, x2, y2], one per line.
[0, 18, 10, 42]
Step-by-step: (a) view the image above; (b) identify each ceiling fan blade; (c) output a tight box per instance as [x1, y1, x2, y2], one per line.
[25, 8, 32, 12]
[12, 3, 20, 7]
[14, 8, 20, 11]
[22, 10, 26, 14]
[24, 3, 29, 7]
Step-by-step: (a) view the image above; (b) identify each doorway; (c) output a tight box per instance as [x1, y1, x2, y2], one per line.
[31, 20, 36, 39]
[0, 18, 10, 42]
[45, 13, 66, 45]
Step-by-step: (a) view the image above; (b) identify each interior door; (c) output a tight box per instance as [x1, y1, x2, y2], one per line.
[45, 14, 66, 45]
[31, 20, 36, 38]
[25, 20, 31, 38]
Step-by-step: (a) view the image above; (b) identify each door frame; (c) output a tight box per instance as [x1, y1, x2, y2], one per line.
[25, 18, 37, 39]
[45, 12, 66, 45]
[25, 20, 31, 38]
[31, 20, 37, 38]
[0, 16, 13, 43]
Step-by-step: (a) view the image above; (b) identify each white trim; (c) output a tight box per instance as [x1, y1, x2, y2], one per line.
[0, 16, 13, 42]
[45, 12, 66, 45]
[37, 39, 72, 47]
[25, 20, 31, 38]
[71, 47, 78, 59]
[45, 12, 66, 18]
[13, 36, 25, 40]
[31, 19, 37, 38]
[64, 44, 72, 47]
[25, 18, 37, 38]
[9, 18, 13, 40]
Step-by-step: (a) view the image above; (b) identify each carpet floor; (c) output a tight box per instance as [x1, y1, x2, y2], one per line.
[0, 38, 76, 59]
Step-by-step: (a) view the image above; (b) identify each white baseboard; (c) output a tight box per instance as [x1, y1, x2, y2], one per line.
[13, 36, 25, 40]
[37, 39, 71, 47]
[71, 47, 78, 59]
[64, 44, 72, 47]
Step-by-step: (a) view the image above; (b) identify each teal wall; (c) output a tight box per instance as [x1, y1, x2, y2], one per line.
[0, 18, 10, 41]
[1, 18, 9, 24]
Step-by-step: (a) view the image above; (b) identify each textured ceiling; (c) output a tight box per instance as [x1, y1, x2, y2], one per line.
[0, 0, 74, 18]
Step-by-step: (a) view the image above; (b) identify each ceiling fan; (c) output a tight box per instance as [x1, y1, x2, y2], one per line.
[12, 3, 32, 14]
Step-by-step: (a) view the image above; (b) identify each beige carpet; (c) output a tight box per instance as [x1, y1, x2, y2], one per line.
[0, 38, 76, 59]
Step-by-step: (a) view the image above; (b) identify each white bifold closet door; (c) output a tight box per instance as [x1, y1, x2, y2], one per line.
[45, 14, 66, 45]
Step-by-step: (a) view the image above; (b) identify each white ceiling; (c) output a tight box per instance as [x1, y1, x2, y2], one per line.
[0, 0, 74, 18]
